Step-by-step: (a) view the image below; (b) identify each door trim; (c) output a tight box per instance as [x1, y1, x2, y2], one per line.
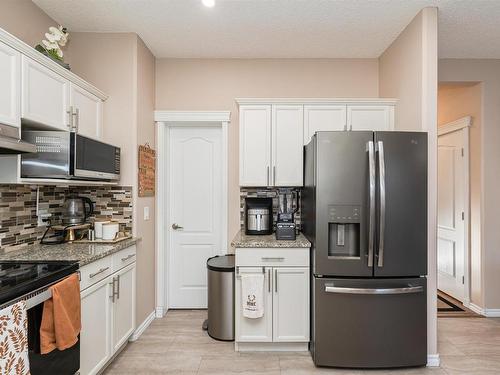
[437, 116, 471, 304]
[154, 111, 230, 314]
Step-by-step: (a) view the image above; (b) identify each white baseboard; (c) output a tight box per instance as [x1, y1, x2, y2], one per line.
[129, 311, 155, 342]
[427, 354, 440, 367]
[155, 306, 167, 318]
[466, 303, 500, 317]
[235, 342, 308, 352]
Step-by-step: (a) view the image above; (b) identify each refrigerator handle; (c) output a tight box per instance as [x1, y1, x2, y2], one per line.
[367, 141, 375, 268]
[377, 141, 386, 268]
[325, 285, 423, 295]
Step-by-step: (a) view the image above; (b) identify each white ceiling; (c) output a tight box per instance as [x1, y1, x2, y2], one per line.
[32, 0, 500, 59]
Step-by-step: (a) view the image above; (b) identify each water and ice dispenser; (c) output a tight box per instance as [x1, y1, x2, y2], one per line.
[328, 205, 361, 258]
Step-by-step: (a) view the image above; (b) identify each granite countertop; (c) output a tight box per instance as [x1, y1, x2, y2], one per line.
[231, 230, 311, 248]
[0, 238, 140, 267]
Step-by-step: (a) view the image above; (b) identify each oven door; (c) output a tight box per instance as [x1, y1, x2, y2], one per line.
[28, 304, 80, 375]
[73, 134, 120, 180]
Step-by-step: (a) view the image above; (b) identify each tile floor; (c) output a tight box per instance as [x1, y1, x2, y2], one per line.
[104, 310, 500, 374]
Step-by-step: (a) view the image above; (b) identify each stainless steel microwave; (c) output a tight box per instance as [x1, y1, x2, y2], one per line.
[21, 131, 120, 181]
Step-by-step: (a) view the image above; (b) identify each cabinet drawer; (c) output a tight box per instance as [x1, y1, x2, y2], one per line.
[235, 248, 309, 267]
[112, 245, 137, 272]
[80, 256, 113, 291]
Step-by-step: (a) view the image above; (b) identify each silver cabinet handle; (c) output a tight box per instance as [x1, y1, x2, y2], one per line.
[377, 141, 386, 267]
[121, 254, 136, 262]
[367, 141, 375, 268]
[261, 257, 285, 262]
[89, 267, 109, 278]
[273, 166, 276, 186]
[172, 223, 183, 230]
[268, 268, 271, 293]
[109, 279, 115, 302]
[72, 107, 80, 132]
[66, 106, 73, 129]
[267, 166, 270, 186]
[116, 274, 120, 300]
[275, 269, 278, 293]
[325, 285, 423, 295]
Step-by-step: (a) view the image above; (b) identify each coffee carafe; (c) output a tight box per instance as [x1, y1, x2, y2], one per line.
[62, 195, 94, 225]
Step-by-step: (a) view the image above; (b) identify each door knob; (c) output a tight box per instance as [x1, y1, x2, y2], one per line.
[172, 223, 183, 230]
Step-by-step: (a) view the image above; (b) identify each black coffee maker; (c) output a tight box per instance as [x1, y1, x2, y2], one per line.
[275, 189, 297, 240]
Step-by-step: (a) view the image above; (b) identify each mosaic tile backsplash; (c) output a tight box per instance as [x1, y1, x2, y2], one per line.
[0, 185, 132, 253]
[240, 187, 302, 231]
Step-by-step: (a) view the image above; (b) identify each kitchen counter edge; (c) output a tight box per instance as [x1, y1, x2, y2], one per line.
[0, 238, 141, 267]
[231, 231, 311, 248]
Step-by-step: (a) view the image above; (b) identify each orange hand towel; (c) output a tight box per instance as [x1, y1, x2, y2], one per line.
[40, 273, 81, 354]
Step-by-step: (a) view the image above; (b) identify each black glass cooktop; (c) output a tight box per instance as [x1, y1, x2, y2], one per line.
[0, 261, 79, 306]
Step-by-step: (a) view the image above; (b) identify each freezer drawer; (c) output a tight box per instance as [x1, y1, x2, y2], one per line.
[312, 277, 427, 368]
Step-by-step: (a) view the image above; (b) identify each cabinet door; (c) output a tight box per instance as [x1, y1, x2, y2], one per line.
[272, 105, 304, 187]
[303, 105, 346, 144]
[80, 277, 113, 375]
[112, 263, 136, 352]
[235, 267, 273, 342]
[272, 267, 309, 342]
[239, 105, 271, 186]
[0, 42, 20, 127]
[70, 83, 103, 139]
[21, 55, 69, 130]
[347, 105, 394, 131]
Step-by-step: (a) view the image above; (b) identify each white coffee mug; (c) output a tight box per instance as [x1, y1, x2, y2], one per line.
[102, 222, 119, 240]
[94, 220, 110, 239]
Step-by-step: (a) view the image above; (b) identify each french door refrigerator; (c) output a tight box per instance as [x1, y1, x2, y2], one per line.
[302, 131, 427, 368]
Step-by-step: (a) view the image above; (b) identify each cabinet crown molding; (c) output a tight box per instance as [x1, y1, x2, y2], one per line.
[0, 27, 108, 101]
[235, 98, 398, 106]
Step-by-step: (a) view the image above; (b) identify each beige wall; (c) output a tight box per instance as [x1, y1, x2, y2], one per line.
[134, 37, 156, 324]
[379, 8, 439, 359]
[440, 59, 500, 310]
[0, 0, 57, 47]
[155, 58, 380, 245]
[68, 33, 156, 325]
[438, 83, 483, 307]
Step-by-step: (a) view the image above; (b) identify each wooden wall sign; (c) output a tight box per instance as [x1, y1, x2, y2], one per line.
[138, 143, 156, 197]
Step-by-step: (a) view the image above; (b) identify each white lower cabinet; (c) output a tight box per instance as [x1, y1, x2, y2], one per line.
[112, 263, 136, 352]
[80, 246, 136, 375]
[235, 248, 309, 350]
[80, 277, 112, 375]
[272, 267, 309, 342]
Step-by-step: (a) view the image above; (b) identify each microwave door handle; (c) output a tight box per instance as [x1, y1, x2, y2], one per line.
[377, 141, 386, 267]
[367, 141, 375, 268]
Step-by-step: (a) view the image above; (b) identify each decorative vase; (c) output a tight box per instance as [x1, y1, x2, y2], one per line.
[35, 44, 70, 70]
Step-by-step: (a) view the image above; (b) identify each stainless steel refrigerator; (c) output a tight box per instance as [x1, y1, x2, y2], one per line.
[302, 131, 427, 368]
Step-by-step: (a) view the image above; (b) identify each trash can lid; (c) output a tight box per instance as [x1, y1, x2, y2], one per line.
[207, 254, 235, 272]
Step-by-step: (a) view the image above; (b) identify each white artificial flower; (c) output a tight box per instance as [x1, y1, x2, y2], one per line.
[42, 39, 59, 50]
[45, 32, 60, 43]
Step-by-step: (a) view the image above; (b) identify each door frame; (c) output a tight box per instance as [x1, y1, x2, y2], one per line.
[437, 116, 471, 305]
[154, 111, 230, 316]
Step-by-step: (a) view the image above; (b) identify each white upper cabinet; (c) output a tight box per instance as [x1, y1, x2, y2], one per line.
[303, 105, 346, 144]
[0, 41, 20, 127]
[21, 55, 70, 130]
[272, 105, 304, 186]
[347, 105, 394, 131]
[70, 83, 103, 138]
[238, 99, 397, 187]
[239, 105, 272, 186]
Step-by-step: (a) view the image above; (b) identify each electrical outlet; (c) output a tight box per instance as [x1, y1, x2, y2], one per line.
[144, 206, 150, 221]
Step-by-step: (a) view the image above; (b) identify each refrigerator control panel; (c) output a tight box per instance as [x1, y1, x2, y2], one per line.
[328, 205, 361, 223]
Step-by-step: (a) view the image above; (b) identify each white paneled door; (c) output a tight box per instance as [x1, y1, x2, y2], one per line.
[169, 126, 222, 308]
[437, 129, 466, 301]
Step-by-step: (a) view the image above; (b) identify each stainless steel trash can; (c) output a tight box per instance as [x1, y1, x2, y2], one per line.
[206, 254, 235, 341]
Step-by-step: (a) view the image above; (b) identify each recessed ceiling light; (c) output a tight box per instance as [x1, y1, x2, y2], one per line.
[202, 0, 215, 8]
